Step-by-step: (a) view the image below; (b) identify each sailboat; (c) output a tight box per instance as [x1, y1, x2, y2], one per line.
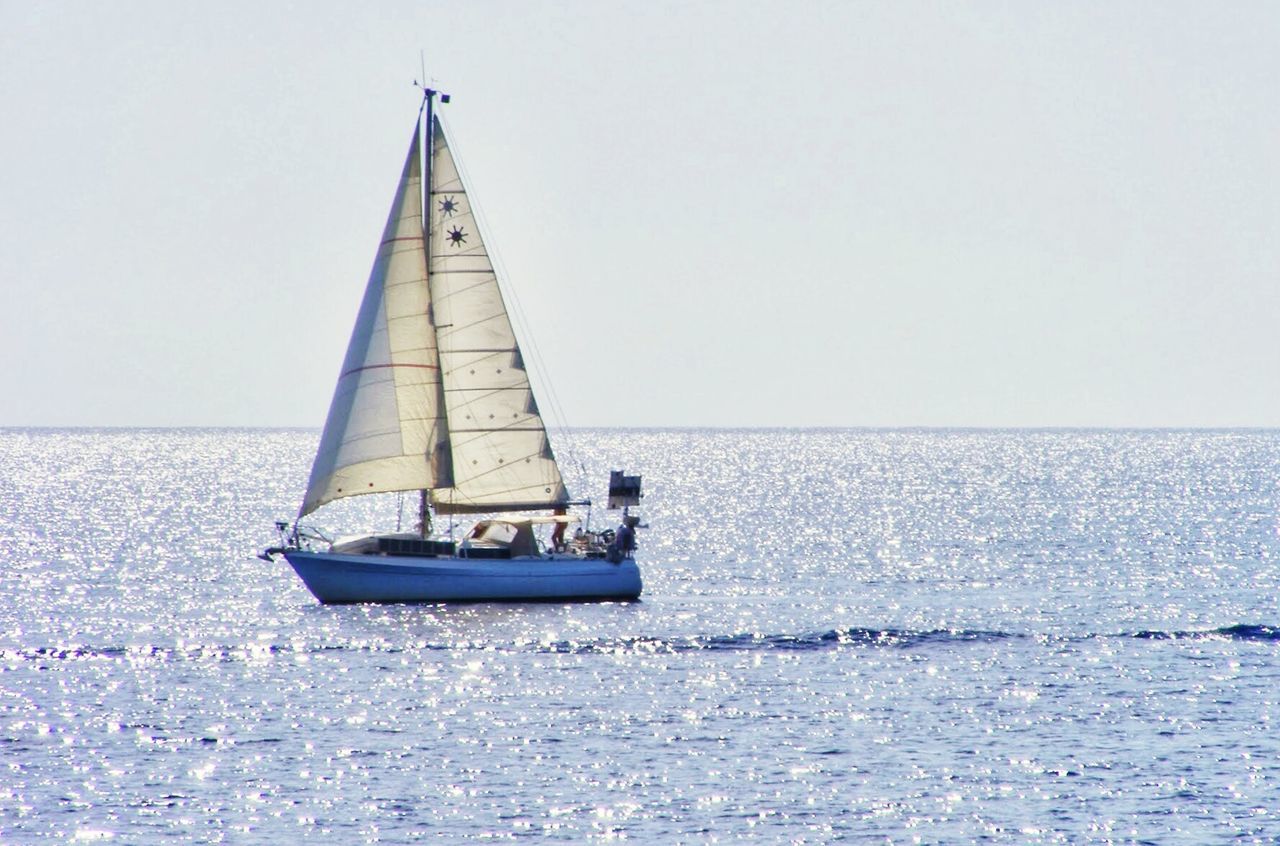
[262, 88, 643, 604]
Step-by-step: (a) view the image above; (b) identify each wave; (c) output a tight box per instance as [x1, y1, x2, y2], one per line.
[4, 624, 1277, 664]
[0, 628, 1020, 663]
[539, 628, 1020, 654]
[0, 644, 286, 663]
[1125, 624, 1280, 642]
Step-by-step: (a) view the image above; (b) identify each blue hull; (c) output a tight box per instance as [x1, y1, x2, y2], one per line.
[282, 550, 642, 604]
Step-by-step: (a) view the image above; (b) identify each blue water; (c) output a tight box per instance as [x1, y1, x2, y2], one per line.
[2, 428, 1279, 843]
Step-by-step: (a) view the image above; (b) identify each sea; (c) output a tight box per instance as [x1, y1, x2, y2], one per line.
[1, 428, 1279, 844]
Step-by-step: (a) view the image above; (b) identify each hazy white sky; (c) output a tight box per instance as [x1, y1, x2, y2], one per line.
[2, 1, 1277, 427]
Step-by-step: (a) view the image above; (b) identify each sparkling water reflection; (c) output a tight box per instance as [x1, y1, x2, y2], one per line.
[1, 428, 1279, 842]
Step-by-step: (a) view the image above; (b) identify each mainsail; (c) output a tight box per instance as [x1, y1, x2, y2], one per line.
[301, 125, 452, 517]
[426, 115, 569, 513]
[300, 114, 568, 519]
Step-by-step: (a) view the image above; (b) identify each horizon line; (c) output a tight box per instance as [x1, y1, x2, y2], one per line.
[4, 424, 1280, 433]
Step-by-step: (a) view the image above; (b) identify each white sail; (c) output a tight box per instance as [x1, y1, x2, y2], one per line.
[301, 125, 452, 517]
[425, 116, 569, 513]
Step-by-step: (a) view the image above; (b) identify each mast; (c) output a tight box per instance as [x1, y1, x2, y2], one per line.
[417, 83, 450, 537]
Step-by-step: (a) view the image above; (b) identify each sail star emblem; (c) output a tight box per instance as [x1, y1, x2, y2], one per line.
[438, 196, 459, 217]
[447, 225, 467, 247]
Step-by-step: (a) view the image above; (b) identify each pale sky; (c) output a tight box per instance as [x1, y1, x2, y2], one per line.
[2, 1, 1277, 427]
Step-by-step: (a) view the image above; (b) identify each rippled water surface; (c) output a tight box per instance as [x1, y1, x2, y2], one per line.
[2, 428, 1279, 843]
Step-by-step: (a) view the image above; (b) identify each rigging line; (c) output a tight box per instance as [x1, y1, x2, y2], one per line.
[494, 244, 578, 451]
[434, 111, 584, 485]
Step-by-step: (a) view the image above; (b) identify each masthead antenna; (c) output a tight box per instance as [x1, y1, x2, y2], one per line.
[413, 79, 451, 107]
[413, 52, 451, 109]
[413, 79, 451, 103]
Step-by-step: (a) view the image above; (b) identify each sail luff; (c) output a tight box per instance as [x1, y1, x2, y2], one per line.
[425, 115, 570, 514]
[300, 122, 450, 517]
